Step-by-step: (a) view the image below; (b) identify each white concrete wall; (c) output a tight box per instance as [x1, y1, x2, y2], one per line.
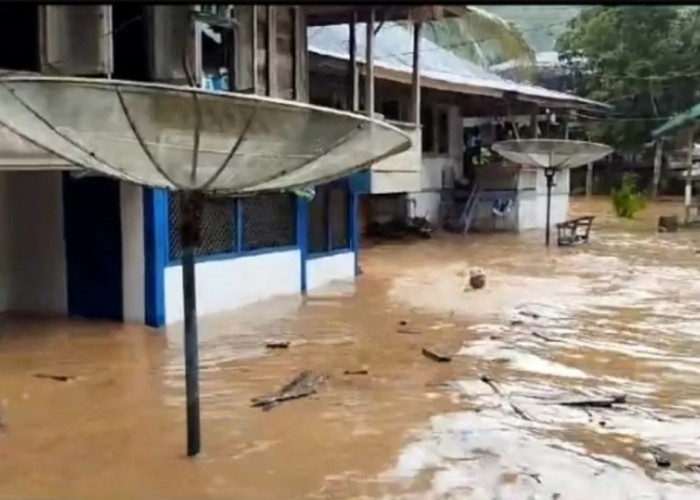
[120, 183, 145, 323]
[408, 155, 453, 224]
[306, 251, 355, 291]
[517, 168, 570, 231]
[163, 249, 302, 325]
[1, 172, 67, 314]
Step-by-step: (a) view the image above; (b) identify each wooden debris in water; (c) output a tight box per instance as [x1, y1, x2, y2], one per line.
[343, 368, 369, 376]
[251, 370, 328, 411]
[556, 394, 627, 408]
[531, 331, 558, 342]
[422, 347, 452, 363]
[650, 447, 672, 468]
[479, 374, 533, 421]
[518, 310, 541, 319]
[33, 373, 75, 382]
[265, 341, 290, 349]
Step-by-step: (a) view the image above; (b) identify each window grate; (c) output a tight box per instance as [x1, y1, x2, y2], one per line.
[241, 193, 296, 251]
[168, 193, 237, 260]
[308, 186, 328, 254]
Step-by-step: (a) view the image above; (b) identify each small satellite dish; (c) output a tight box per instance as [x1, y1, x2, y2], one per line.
[492, 139, 613, 245]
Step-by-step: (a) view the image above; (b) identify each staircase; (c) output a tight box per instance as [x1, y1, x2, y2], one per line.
[443, 179, 480, 234]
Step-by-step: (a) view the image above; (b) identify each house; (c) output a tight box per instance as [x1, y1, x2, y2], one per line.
[307, 22, 609, 234]
[0, 5, 452, 327]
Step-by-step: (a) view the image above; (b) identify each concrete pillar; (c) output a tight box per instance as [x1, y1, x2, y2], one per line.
[585, 163, 593, 197]
[348, 12, 359, 112]
[364, 8, 374, 117]
[529, 107, 538, 138]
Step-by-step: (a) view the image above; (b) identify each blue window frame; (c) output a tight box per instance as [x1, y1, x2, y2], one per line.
[167, 192, 297, 264]
[307, 181, 352, 256]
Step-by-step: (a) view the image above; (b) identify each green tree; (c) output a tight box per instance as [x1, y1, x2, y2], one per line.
[555, 6, 700, 151]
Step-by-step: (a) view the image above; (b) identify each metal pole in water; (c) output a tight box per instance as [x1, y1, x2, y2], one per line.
[180, 193, 202, 457]
[544, 167, 555, 247]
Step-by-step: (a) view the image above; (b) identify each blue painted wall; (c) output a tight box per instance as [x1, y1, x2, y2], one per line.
[143, 188, 168, 328]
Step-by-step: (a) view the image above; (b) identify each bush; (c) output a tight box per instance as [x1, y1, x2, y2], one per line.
[611, 173, 647, 219]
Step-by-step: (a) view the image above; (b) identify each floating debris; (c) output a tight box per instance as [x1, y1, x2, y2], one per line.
[343, 368, 369, 376]
[421, 347, 452, 363]
[467, 267, 486, 290]
[650, 447, 672, 468]
[531, 331, 558, 343]
[556, 394, 627, 409]
[33, 373, 75, 382]
[518, 310, 541, 319]
[479, 374, 533, 421]
[251, 370, 328, 411]
[265, 341, 290, 349]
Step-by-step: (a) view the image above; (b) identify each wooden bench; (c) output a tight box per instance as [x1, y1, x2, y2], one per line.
[556, 216, 595, 247]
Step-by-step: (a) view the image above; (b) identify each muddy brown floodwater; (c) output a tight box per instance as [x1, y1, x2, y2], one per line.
[2, 196, 700, 499]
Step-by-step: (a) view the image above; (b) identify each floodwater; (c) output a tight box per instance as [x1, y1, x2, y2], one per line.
[2, 196, 700, 498]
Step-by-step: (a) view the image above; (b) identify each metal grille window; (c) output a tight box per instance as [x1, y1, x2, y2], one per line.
[241, 193, 296, 250]
[307, 183, 351, 254]
[308, 186, 328, 254]
[168, 193, 237, 260]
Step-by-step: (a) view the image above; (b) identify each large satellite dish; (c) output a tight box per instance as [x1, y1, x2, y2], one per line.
[0, 75, 413, 458]
[0, 76, 411, 192]
[492, 139, 613, 246]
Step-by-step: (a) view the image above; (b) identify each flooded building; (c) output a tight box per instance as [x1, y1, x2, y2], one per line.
[0, 5, 454, 327]
[308, 24, 609, 234]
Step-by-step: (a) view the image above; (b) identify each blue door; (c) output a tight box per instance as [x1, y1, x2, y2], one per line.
[63, 174, 123, 321]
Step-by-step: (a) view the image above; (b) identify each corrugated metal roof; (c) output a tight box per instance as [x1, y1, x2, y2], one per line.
[308, 23, 608, 111]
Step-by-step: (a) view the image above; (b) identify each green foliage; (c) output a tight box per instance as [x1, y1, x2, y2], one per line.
[555, 6, 700, 151]
[611, 173, 647, 218]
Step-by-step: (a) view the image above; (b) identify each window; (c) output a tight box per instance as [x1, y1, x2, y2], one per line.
[168, 193, 237, 260]
[167, 192, 297, 262]
[307, 183, 351, 255]
[241, 193, 296, 250]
